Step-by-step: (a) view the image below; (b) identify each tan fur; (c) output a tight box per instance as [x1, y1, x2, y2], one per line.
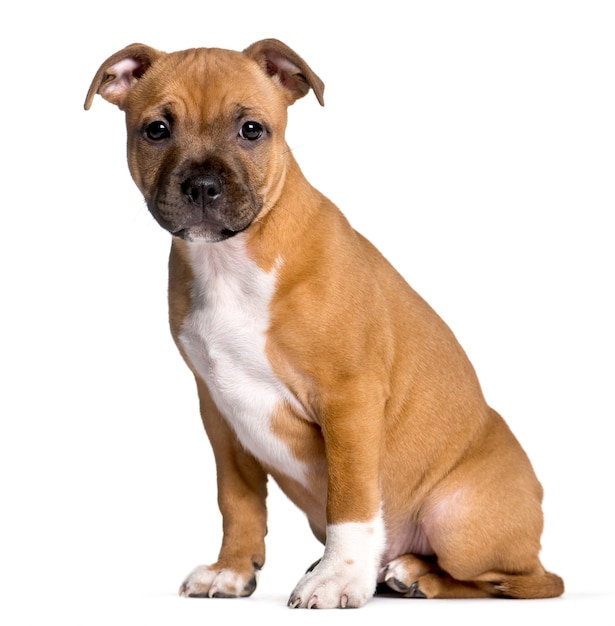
[86, 39, 563, 606]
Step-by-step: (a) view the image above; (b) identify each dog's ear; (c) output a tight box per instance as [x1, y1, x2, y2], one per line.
[244, 39, 325, 107]
[84, 43, 163, 111]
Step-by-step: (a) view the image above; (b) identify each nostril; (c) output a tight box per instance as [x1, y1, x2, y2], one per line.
[182, 174, 222, 206]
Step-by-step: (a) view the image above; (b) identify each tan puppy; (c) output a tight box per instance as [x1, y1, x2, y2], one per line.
[85, 39, 563, 608]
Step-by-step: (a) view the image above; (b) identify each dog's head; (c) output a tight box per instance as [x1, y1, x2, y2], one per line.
[85, 40, 324, 242]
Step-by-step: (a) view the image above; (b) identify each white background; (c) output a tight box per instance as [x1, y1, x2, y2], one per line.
[1, 1, 613, 623]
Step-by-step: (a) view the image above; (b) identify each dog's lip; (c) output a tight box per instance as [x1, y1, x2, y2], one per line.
[172, 219, 252, 242]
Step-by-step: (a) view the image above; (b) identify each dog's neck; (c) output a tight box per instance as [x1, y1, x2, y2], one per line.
[244, 151, 334, 272]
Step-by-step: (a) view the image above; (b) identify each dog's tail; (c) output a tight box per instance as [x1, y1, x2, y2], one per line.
[489, 570, 565, 599]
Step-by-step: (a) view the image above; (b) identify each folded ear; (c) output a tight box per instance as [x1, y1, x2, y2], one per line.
[84, 43, 163, 111]
[243, 38, 325, 107]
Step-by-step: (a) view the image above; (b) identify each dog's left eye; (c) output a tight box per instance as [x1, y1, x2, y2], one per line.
[240, 121, 264, 141]
[145, 121, 171, 141]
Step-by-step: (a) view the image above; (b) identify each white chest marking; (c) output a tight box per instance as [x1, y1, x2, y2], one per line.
[178, 237, 308, 486]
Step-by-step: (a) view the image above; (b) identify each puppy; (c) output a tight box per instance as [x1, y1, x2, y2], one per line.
[85, 39, 563, 608]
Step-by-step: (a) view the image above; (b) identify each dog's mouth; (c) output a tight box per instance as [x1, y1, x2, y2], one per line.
[147, 195, 258, 242]
[171, 219, 252, 243]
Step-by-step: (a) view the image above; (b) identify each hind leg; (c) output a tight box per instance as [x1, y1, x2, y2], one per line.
[383, 554, 492, 599]
[411, 412, 563, 599]
[412, 484, 564, 597]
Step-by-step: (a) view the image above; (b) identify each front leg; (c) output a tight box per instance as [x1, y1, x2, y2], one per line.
[180, 379, 268, 598]
[288, 514, 386, 608]
[288, 392, 387, 609]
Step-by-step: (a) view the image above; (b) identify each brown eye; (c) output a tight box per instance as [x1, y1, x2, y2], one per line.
[145, 121, 170, 141]
[240, 121, 264, 141]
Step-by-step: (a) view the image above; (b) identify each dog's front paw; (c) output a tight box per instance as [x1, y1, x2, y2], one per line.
[288, 562, 375, 609]
[179, 564, 257, 598]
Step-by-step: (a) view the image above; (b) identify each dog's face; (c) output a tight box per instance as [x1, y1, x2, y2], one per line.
[125, 48, 292, 242]
[85, 41, 325, 242]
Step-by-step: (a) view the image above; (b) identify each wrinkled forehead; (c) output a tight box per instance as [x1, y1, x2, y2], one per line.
[129, 47, 286, 126]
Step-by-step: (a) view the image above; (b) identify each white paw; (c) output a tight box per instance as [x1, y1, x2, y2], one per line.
[288, 562, 375, 608]
[179, 564, 257, 598]
[287, 515, 385, 609]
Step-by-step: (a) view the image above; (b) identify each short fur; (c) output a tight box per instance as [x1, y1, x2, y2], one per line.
[85, 39, 563, 608]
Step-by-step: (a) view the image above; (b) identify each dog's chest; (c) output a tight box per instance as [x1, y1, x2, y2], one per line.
[178, 238, 308, 485]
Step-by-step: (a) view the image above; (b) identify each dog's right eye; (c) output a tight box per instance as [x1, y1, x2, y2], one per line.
[145, 121, 171, 141]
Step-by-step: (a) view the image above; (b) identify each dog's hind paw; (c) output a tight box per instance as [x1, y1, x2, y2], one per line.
[384, 578, 427, 598]
[383, 553, 435, 597]
[179, 564, 257, 598]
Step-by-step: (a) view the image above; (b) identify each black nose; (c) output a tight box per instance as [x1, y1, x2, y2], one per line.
[181, 174, 222, 207]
